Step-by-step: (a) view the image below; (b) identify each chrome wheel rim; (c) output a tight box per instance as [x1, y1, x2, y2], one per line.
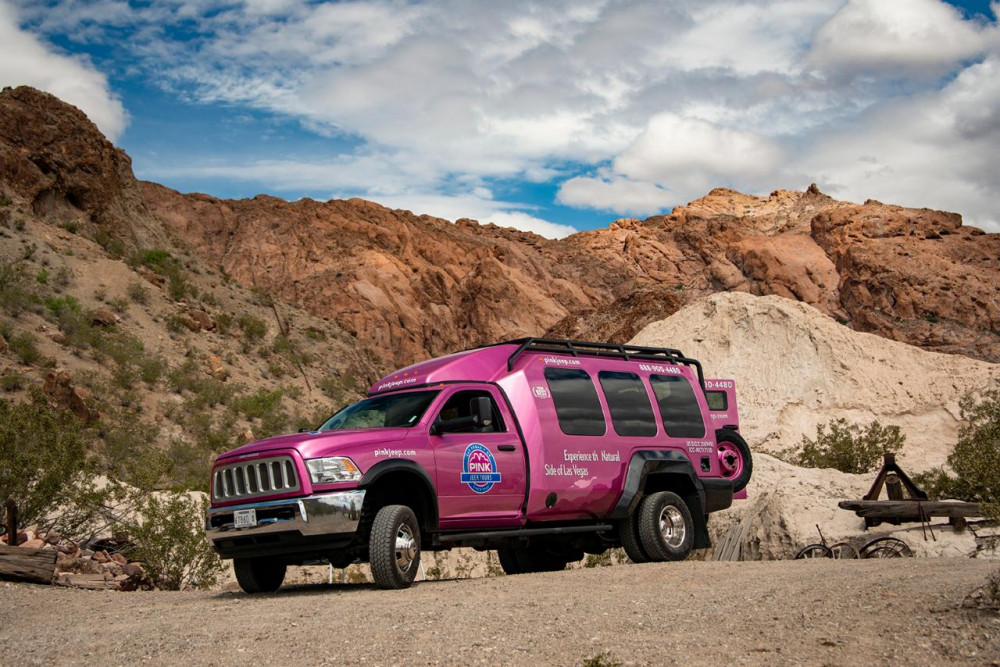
[658, 505, 686, 548]
[394, 522, 418, 573]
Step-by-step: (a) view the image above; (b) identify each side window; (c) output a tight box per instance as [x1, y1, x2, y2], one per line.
[544, 368, 606, 436]
[435, 390, 505, 433]
[598, 371, 657, 437]
[705, 390, 728, 411]
[649, 375, 706, 438]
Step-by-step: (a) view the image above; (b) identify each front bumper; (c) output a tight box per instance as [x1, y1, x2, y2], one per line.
[205, 490, 365, 559]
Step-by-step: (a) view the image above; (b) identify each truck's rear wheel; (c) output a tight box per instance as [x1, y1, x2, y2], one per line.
[618, 512, 651, 563]
[637, 491, 694, 561]
[369, 504, 421, 589]
[233, 556, 286, 594]
[716, 429, 753, 492]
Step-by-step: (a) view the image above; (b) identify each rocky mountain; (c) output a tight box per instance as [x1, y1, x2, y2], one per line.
[145, 178, 1000, 369]
[4, 84, 1000, 375]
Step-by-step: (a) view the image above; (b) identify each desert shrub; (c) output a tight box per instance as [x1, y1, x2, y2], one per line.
[0, 260, 39, 316]
[582, 652, 622, 667]
[0, 194, 11, 206]
[110, 296, 130, 314]
[232, 388, 288, 436]
[237, 313, 267, 350]
[780, 418, 904, 474]
[35, 268, 49, 284]
[915, 381, 1000, 510]
[92, 229, 125, 257]
[126, 281, 149, 305]
[9, 330, 41, 365]
[130, 249, 191, 301]
[318, 374, 359, 403]
[215, 312, 233, 335]
[1, 372, 25, 391]
[0, 397, 95, 529]
[53, 266, 71, 289]
[120, 492, 223, 590]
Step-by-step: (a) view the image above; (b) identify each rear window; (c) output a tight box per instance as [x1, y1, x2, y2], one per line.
[598, 371, 657, 437]
[544, 368, 606, 436]
[705, 390, 728, 411]
[649, 375, 706, 438]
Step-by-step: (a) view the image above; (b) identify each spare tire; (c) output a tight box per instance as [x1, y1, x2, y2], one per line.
[715, 429, 753, 492]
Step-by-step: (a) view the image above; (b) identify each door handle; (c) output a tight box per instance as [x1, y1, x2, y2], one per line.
[497, 445, 516, 452]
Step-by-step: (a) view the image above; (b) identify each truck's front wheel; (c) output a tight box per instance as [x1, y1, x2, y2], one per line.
[369, 504, 421, 589]
[637, 491, 694, 561]
[233, 556, 286, 594]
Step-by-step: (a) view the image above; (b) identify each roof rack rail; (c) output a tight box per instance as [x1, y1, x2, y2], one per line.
[496, 337, 705, 386]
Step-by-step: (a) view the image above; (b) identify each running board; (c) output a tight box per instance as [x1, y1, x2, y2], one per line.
[435, 524, 614, 544]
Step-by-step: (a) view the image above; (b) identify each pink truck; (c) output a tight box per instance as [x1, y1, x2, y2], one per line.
[205, 338, 752, 592]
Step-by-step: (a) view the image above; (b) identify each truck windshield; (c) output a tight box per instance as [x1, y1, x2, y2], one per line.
[319, 390, 439, 431]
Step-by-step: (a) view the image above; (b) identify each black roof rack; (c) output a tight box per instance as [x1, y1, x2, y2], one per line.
[492, 337, 705, 387]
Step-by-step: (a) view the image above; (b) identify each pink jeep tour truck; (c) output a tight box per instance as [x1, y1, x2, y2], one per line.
[205, 338, 752, 592]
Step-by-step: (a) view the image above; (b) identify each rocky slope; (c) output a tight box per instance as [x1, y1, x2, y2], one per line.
[631, 291, 1000, 470]
[146, 180, 1000, 369]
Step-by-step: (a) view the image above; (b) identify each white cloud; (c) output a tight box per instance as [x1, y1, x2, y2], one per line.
[808, 0, 998, 76]
[13, 0, 1000, 234]
[0, 1, 127, 140]
[558, 172, 671, 216]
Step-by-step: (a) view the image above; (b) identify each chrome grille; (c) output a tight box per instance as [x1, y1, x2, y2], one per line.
[212, 456, 300, 501]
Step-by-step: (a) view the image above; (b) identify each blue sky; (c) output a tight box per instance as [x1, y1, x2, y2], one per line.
[2, 0, 999, 237]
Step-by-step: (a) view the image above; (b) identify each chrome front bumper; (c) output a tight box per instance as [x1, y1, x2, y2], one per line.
[205, 490, 366, 543]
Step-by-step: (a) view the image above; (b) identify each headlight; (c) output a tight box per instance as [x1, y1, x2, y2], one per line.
[305, 457, 362, 484]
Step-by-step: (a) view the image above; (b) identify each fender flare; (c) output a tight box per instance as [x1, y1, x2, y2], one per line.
[358, 459, 439, 529]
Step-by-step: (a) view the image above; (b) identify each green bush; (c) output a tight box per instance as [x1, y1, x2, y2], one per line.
[0, 260, 39, 316]
[916, 381, 1000, 510]
[126, 281, 149, 305]
[781, 418, 904, 474]
[120, 492, 223, 590]
[9, 331, 41, 365]
[0, 397, 95, 529]
[0, 373, 25, 391]
[237, 314, 267, 351]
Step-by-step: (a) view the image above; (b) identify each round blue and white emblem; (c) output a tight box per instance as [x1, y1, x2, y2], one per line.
[460, 443, 501, 494]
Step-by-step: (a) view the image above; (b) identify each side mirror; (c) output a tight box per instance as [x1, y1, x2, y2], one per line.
[471, 396, 493, 428]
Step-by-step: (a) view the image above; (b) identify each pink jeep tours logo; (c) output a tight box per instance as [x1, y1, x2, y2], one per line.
[460, 443, 501, 494]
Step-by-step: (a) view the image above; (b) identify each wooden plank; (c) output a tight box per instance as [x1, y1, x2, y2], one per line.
[55, 573, 117, 590]
[0, 544, 57, 584]
[839, 500, 982, 519]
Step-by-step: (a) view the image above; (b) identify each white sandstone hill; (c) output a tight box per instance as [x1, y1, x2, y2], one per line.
[630, 291, 1000, 471]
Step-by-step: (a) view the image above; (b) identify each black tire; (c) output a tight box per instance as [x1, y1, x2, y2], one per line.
[715, 429, 753, 492]
[496, 548, 525, 575]
[369, 505, 421, 589]
[233, 556, 286, 594]
[515, 546, 570, 573]
[618, 512, 651, 563]
[637, 491, 694, 562]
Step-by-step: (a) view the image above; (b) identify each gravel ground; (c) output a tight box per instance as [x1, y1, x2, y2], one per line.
[2, 558, 999, 666]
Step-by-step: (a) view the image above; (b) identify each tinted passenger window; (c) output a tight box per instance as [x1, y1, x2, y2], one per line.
[706, 390, 728, 411]
[435, 390, 505, 433]
[598, 371, 656, 437]
[544, 368, 606, 436]
[649, 375, 706, 438]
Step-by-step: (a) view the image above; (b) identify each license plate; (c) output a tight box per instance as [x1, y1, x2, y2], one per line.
[233, 509, 257, 529]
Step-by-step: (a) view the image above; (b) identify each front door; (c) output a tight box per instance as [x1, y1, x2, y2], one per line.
[431, 386, 526, 528]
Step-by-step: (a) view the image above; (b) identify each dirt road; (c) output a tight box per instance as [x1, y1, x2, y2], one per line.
[3, 559, 998, 665]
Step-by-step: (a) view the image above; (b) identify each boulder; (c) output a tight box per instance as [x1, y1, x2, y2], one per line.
[90, 307, 120, 327]
[187, 308, 215, 331]
[42, 368, 98, 423]
[207, 354, 226, 381]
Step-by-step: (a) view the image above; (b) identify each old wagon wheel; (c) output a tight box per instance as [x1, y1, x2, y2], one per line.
[795, 543, 831, 559]
[828, 542, 860, 559]
[860, 537, 913, 559]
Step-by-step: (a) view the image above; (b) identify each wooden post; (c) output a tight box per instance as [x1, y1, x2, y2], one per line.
[5, 499, 16, 547]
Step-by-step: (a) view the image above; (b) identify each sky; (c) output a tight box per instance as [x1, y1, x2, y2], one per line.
[1, 0, 998, 238]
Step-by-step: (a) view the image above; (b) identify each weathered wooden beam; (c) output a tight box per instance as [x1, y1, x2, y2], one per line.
[0, 544, 57, 584]
[839, 500, 983, 520]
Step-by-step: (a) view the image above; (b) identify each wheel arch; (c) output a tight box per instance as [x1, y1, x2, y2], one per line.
[610, 450, 712, 550]
[358, 459, 439, 539]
